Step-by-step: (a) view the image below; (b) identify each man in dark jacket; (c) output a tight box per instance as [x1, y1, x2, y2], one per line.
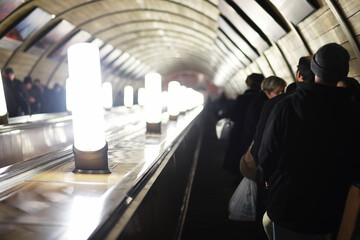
[3, 68, 29, 117]
[223, 73, 264, 178]
[258, 43, 360, 239]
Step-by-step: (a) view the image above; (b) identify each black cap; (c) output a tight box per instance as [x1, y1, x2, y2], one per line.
[4, 68, 14, 75]
[310, 43, 350, 83]
[24, 76, 32, 84]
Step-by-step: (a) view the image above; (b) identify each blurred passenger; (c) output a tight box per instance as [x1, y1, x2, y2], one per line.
[238, 76, 286, 175]
[337, 77, 360, 103]
[212, 92, 233, 119]
[3, 68, 29, 117]
[32, 79, 44, 113]
[50, 83, 66, 113]
[258, 43, 360, 239]
[23, 76, 37, 114]
[114, 90, 124, 106]
[223, 73, 264, 179]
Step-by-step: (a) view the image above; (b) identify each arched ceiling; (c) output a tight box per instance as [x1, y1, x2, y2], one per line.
[0, 0, 318, 88]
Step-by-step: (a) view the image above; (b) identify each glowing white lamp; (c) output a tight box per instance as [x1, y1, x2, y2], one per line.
[0, 72, 8, 124]
[138, 88, 145, 106]
[102, 82, 113, 110]
[67, 42, 110, 174]
[144, 72, 162, 133]
[179, 85, 188, 113]
[66, 78, 74, 112]
[124, 85, 133, 107]
[167, 81, 180, 120]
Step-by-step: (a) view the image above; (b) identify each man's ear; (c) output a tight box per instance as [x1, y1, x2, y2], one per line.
[296, 70, 303, 82]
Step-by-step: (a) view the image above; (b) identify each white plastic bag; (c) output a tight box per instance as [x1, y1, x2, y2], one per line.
[228, 177, 257, 221]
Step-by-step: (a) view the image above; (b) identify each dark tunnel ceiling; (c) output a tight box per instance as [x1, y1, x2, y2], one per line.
[0, 0, 316, 86]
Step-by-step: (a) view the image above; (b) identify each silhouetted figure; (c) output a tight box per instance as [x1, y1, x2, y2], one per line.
[114, 90, 124, 106]
[223, 73, 264, 179]
[51, 83, 66, 112]
[3, 68, 29, 117]
[31, 79, 44, 113]
[23, 76, 38, 114]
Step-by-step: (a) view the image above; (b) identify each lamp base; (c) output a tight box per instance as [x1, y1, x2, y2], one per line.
[0, 114, 8, 124]
[169, 115, 178, 121]
[146, 122, 161, 133]
[73, 142, 111, 174]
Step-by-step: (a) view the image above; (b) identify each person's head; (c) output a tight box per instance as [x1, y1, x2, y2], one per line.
[53, 83, 62, 93]
[245, 73, 264, 91]
[261, 76, 287, 99]
[310, 43, 350, 85]
[4, 68, 15, 81]
[34, 79, 41, 87]
[24, 76, 32, 90]
[296, 56, 314, 82]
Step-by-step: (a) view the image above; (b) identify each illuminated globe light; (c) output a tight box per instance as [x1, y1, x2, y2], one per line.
[194, 90, 205, 107]
[167, 81, 180, 120]
[186, 88, 193, 110]
[124, 85, 133, 107]
[0, 71, 8, 124]
[137, 88, 145, 106]
[102, 82, 113, 110]
[188, 88, 197, 110]
[190, 89, 204, 108]
[144, 72, 162, 133]
[66, 78, 74, 112]
[67, 42, 110, 174]
[179, 85, 188, 113]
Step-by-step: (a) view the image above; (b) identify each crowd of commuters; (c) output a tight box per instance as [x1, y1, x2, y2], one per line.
[2, 68, 66, 117]
[218, 43, 360, 240]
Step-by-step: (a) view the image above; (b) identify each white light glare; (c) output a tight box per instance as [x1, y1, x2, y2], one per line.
[67, 43, 106, 152]
[138, 88, 145, 106]
[145, 72, 162, 123]
[124, 85, 134, 107]
[0, 71, 8, 116]
[167, 81, 180, 117]
[102, 82, 113, 110]
[182, 87, 205, 111]
[66, 78, 74, 112]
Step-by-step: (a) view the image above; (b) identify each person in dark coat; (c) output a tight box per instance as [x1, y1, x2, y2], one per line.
[248, 55, 314, 240]
[223, 73, 264, 178]
[50, 83, 66, 113]
[258, 43, 360, 239]
[240, 76, 286, 158]
[29, 79, 44, 114]
[252, 55, 314, 165]
[3, 68, 29, 117]
[232, 76, 286, 181]
[23, 76, 38, 114]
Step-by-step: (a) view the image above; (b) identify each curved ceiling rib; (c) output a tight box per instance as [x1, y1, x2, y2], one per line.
[0, 0, 316, 92]
[51, 1, 220, 80]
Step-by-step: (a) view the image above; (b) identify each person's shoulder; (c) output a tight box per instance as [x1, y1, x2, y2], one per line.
[270, 94, 293, 117]
[13, 78, 23, 86]
[268, 94, 287, 106]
